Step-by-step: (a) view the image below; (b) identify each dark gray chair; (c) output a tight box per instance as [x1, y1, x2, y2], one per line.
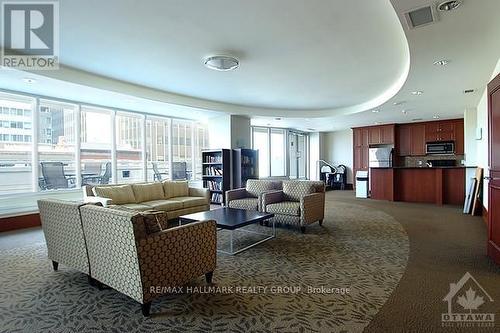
[40, 162, 73, 190]
[172, 162, 188, 180]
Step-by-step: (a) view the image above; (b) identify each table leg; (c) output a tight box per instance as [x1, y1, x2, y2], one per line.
[229, 230, 234, 254]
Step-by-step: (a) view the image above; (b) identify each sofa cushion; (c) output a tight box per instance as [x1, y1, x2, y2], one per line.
[282, 181, 315, 202]
[162, 181, 189, 199]
[132, 183, 164, 203]
[228, 198, 259, 211]
[266, 201, 301, 216]
[93, 185, 136, 204]
[108, 203, 152, 212]
[170, 196, 208, 209]
[246, 179, 281, 198]
[141, 199, 183, 211]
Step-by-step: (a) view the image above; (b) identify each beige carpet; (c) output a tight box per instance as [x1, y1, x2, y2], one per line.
[0, 199, 409, 332]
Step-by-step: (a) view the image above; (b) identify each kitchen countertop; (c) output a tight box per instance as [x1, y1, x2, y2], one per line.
[370, 166, 476, 169]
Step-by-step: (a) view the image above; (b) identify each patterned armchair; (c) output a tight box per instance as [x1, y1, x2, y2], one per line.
[37, 199, 92, 276]
[79, 204, 217, 316]
[226, 179, 282, 212]
[262, 180, 325, 233]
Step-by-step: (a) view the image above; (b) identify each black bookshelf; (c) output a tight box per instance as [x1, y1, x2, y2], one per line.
[233, 149, 259, 188]
[202, 149, 231, 205]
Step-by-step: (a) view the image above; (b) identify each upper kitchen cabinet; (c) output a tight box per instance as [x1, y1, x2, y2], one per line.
[368, 125, 395, 145]
[397, 124, 411, 156]
[425, 120, 461, 143]
[397, 123, 425, 156]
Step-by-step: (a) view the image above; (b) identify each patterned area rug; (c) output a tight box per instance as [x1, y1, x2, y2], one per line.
[0, 201, 409, 333]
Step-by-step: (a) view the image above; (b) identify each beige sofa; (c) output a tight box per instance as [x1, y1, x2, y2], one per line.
[83, 181, 209, 220]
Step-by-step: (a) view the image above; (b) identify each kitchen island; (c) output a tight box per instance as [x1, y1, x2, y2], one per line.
[370, 167, 469, 205]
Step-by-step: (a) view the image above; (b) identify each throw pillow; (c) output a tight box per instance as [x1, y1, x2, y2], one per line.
[132, 183, 165, 203]
[93, 185, 136, 204]
[163, 181, 189, 198]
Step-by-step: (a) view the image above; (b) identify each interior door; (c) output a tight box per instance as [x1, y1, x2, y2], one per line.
[487, 73, 500, 265]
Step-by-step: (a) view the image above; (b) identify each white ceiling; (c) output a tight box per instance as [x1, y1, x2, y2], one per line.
[0, 0, 499, 131]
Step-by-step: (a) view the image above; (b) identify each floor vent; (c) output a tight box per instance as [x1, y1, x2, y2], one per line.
[404, 5, 438, 29]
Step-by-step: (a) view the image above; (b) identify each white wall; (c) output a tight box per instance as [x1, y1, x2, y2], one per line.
[321, 129, 354, 184]
[230, 115, 251, 148]
[309, 132, 325, 180]
[208, 114, 231, 149]
[468, 57, 500, 209]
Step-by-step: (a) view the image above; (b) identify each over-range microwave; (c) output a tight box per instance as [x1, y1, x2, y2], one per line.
[426, 141, 455, 155]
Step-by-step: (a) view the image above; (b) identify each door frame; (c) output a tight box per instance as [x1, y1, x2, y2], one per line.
[487, 72, 500, 265]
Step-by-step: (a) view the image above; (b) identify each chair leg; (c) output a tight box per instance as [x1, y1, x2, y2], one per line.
[52, 261, 59, 271]
[319, 220, 323, 226]
[205, 271, 214, 284]
[141, 302, 152, 317]
[300, 226, 306, 234]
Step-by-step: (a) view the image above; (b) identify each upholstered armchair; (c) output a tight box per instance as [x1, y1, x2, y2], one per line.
[79, 204, 217, 316]
[262, 181, 325, 233]
[37, 199, 92, 275]
[226, 179, 282, 212]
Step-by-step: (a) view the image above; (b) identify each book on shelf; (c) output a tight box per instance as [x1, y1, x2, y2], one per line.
[211, 192, 223, 204]
[204, 155, 222, 163]
[205, 180, 222, 191]
[205, 166, 223, 175]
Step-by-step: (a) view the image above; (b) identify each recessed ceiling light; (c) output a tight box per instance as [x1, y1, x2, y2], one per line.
[433, 115, 440, 119]
[433, 59, 450, 66]
[23, 78, 36, 84]
[266, 123, 271, 126]
[204, 55, 239, 71]
[402, 109, 408, 114]
[374, 121, 381, 125]
[393, 101, 406, 106]
[411, 91, 423, 95]
[438, 1, 462, 12]
[275, 117, 282, 121]
[372, 109, 380, 113]
[307, 128, 316, 131]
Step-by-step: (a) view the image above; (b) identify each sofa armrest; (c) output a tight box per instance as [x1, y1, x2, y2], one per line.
[138, 220, 217, 303]
[262, 190, 283, 210]
[300, 192, 325, 225]
[225, 188, 248, 203]
[84, 196, 113, 207]
[189, 187, 210, 203]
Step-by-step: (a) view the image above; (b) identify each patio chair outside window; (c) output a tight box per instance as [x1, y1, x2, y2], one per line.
[40, 162, 74, 190]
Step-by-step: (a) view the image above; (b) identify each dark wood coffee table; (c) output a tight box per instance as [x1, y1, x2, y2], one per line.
[179, 207, 275, 255]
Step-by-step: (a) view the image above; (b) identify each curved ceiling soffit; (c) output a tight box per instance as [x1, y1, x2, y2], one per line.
[27, 1, 410, 119]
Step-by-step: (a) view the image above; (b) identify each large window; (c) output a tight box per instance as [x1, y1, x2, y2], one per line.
[172, 120, 193, 180]
[252, 127, 270, 178]
[0, 94, 34, 194]
[80, 107, 112, 185]
[0, 90, 209, 209]
[38, 101, 77, 191]
[116, 113, 143, 183]
[253, 126, 309, 179]
[146, 117, 170, 181]
[270, 129, 286, 176]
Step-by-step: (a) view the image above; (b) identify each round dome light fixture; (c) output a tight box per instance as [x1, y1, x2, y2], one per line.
[204, 55, 239, 71]
[438, 1, 461, 12]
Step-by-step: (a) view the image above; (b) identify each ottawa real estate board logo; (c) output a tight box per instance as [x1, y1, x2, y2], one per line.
[1, 1, 59, 69]
[442, 272, 495, 328]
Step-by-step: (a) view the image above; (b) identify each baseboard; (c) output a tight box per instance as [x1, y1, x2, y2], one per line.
[0, 213, 41, 233]
[482, 206, 488, 226]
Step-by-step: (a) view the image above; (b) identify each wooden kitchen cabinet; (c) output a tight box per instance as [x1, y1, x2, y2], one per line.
[397, 125, 411, 156]
[425, 120, 460, 143]
[369, 127, 381, 145]
[381, 125, 395, 144]
[410, 124, 426, 156]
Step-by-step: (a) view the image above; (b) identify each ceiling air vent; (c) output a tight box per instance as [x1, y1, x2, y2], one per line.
[404, 5, 438, 29]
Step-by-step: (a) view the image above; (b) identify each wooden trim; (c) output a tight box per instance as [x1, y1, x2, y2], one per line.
[0, 213, 41, 233]
[483, 206, 488, 226]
